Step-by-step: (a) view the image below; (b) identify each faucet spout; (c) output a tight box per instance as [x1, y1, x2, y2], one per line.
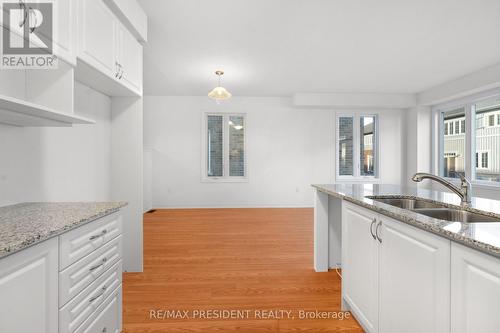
[412, 172, 472, 206]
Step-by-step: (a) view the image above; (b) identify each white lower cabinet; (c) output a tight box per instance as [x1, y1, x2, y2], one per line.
[0, 213, 123, 333]
[75, 286, 122, 333]
[451, 242, 500, 333]
[342, 203, 379, 332]
[342, 201, 451, 333]
[379, 216, 450, 333]
[0, 238, 59, 333]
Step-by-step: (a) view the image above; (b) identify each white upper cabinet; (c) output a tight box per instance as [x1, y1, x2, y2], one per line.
[76, 0, 143, 96]
[0, 238, 58, 333]
[451, 243, 500, 333]
[342, 202, 379, 333]
[78, 0, 117, 78]
[116, 22, 143, 94]
[53, 0, 77, 65]
[378, 216, 450, 333]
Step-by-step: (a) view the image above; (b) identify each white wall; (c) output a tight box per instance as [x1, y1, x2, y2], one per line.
[143, 148, 153, 212]
[144, 96, 405, 208]
[405, 106, 432, 187]
[0, 82, 111, 206]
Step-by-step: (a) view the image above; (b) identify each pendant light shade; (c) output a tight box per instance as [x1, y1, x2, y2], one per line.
[208, 70, 232, 101]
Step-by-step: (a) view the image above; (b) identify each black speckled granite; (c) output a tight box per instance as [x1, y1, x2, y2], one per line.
[0, 202, 127, 259]
[313, 184, 500, 258]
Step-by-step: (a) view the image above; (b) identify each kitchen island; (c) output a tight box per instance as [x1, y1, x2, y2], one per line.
[313, 183, 500, 333]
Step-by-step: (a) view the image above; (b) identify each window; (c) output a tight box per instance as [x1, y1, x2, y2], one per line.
[474, 98, 500, 181]
[439, 107, 465, 179]
[482, 152, 489, 169]
[336, 114, 378, 179]
[435, 95, 500, 184]
[203, 113, 246, 181]
[489, 114, 495, 127]
[338, 116, 354, 176]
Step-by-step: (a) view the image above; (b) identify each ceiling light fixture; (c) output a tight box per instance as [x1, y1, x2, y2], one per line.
[208, 70, 232, 103]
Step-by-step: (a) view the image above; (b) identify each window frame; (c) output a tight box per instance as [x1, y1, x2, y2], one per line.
[432, 88, 500, 188]
[435, 105, 468, 181]
[201, 112, 248, 183]
[335, 112, 380, 182]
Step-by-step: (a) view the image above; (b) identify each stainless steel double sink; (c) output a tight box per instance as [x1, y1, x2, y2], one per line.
[368, 197, 500, 223]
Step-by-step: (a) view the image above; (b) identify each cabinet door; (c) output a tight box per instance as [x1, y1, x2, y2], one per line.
[53, 0, 76, 65]
[0, 238, 58, 333]
[451, 243, 500, 333]
[78, 0, 117, 77]
[379, 217, 450, 333]
[342, 202, 379, 333]
[116, 23, 143, 94]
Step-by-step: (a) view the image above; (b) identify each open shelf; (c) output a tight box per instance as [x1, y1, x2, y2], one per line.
[0, 94, 95, 127]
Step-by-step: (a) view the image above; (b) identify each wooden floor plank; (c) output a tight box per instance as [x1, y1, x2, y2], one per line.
[122, 208, 363, 333]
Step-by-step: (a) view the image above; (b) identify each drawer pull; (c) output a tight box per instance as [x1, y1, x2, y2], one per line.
[89, 229, 108, 241]
[102, 327, 107, 333]
[89, 286, 107, 303]
[89, 257, 108, 271]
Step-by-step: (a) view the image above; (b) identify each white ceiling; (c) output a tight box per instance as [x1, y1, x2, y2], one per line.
[138, 0, 500, 97]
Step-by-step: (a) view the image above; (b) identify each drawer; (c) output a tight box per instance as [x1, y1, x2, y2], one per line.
[60, 236, 122, 306]
[59, 213, 122, 270]
[75, 285, 122, 333]
[59, 260, 122, 333]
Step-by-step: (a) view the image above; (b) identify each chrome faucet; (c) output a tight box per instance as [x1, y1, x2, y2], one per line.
[412, 172, 472, 206]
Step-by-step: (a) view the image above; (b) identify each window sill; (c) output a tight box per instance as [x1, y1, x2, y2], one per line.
[201, 177, 249, 183]
[334, 178, 381, 184]
[471, 181, 500, 189]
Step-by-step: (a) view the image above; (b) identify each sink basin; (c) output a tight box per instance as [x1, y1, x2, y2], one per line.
[369, 197, 446, 210]
[413, 208, 500, 223]
[367, 196, 500, 223]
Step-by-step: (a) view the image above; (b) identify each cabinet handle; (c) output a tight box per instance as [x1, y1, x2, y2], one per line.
[370, 218, 376, 240]
[115, 62, 120, 77]
[119, 68, 124, 79]
[375, 221, 382, 243]
[89, 257, 108, 271]
[102, 327, 107, 333]
[89, 285, 107, 303]
[89, 229, 108, 240]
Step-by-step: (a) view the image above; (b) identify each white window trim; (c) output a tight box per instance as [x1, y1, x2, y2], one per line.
[335, 112, 380, 182]
[432, 87, 500, 188]
[201, 112, 248, 183]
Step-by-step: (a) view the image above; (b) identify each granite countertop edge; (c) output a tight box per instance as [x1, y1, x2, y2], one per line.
[312, 184, 500, 259]
[0, 202, 128, 260]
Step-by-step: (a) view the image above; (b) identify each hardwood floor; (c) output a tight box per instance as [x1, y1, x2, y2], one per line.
[123, 208, 363, 332]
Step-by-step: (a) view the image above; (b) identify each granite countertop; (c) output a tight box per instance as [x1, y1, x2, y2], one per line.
[0, 202, 127, 259]
[313, 184, 500, 258]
